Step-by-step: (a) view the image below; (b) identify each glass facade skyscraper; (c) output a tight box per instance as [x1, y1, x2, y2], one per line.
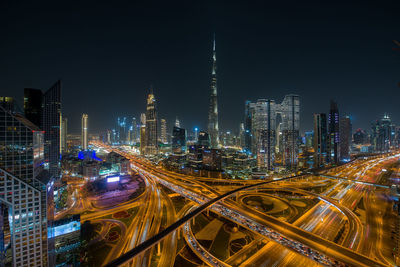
[145, 92, 158, 156]
[23, 88, 43, 128]
[43, 81, 61, 178]
[0, 106, 49, 266]
[171, 126, 187, 154]
[313, 113, 327, 167]
[328, 100, 339, 164]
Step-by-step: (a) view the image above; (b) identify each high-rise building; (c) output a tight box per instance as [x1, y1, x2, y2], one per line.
[23, 88, 43, 127]
[117, 117, 128, 144]
[245, 95, 300, 169]
[197, 131, 210, 148]
[339, 116, 352, 162]
[140, 114, 146, 155]
[371, 114, 394, 152]
[244, 100, 255, 154]
[160, 119, 167, 144]
[280, 94, 300, 169]
[61, 116, 68, 153]
[313, 113, 327, 167]
[43, 80, 61, 178]
[304, 131, 314, 148]
[81, 114, 88, 150]
[172, 126, 187, 154]
[353, 129, 367, 144]
[131, 117, 138, 144]
[145, 92, 158, 155]
[328, 100, 339, 164]
[239, 123, 245, 148]
[0, 97, 16, 112]
[0, 106, 50, 266]
[175, 117, 180, 128]
[253, 99, 276, 170]
[208, 35, 220, 148]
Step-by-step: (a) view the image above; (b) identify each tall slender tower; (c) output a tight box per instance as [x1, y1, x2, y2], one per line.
[145, 91, 158, 155]
[208, 34, 220, 148]
[43, 80, 61, 178]
[81, 114, 88, 150]
[328, 100, 339, 164]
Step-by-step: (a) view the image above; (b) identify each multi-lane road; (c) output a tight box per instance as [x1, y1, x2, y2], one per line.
[86, 142, 399, 266]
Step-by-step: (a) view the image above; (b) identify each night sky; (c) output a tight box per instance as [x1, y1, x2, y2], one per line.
[1, 0, 399, 134]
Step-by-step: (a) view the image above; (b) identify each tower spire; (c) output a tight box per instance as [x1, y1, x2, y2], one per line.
[208, 34, 220, 148]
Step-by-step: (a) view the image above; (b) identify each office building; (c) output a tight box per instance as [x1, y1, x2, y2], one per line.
[314, 113, 327, 168]
[208, 35, 220, 148]
[61, 116, 68, 154]
[197, 131, 211, 148]
[328, 100, 339, 164]
[81, 114, 88, 150]
[175, 117, 180, 128]
[140, 113, 146, 155]
[202, 149, 222, 171]
[280, 94, 300, 169]
[145, 92, 158, 155]
[304, 131, 314, 148]
[23, 88, 42, 127]
[371, 114, 394, 152]
[339, 116, 352, 162]
[43, 80, 62, 178]
[244, 101, 255, 153]
[252, 99, 276, 170]
[353, 129, 367, 145]
[172, 126, 187, 154]
[161, 119, 167, 144]
[0, 97, 16, 112]
[0, 106, 50, 266]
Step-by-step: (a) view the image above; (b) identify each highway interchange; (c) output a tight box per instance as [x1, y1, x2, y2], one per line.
[59, 141, 400, 267]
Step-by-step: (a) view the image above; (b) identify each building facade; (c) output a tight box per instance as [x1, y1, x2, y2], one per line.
[81, 114, 88, 150]
[43, 80, 62, 178]
[145, 93, 158, 155]
[0, 106, 50, 266]
[23, 88, 42, 127]
[328, 100, 339, 164]
[172, 126, 187, 155]
[339, 116, 352, 162]
[313, 113, 327, 168]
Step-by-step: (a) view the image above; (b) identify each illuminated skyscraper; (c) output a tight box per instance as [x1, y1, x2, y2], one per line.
[145, 92, 158, 155]
[175, 117, 180, 128]
[313, 113, 327, 167]
[0, 106, 50, 266]
[244, 100, 255, 153]
[161, 118, 167, 144]
[339, 116, 352, 162]
[43, 80, 61, 178]
[371, 114, 394, 152]
[131, 117, 138, 143]
[23, 88, 42, 127]
[197, 131, 210, 148]
[140, 114, 146, 155]
[172, 126, 187, 154]
[208, 35, 220, 148]
[61, 116, 68, 153]
[81, 114, 88, 150]
[280, 94, 300, 169]
[328, 100, 339, 164]
[253, 99, 276, 170]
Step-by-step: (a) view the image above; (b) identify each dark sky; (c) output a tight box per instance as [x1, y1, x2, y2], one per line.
[1, 0, 399, 134]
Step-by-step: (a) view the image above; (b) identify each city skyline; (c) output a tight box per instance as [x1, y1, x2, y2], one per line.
[1, 1, 399, 133]
[2, 1, 400, 266]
